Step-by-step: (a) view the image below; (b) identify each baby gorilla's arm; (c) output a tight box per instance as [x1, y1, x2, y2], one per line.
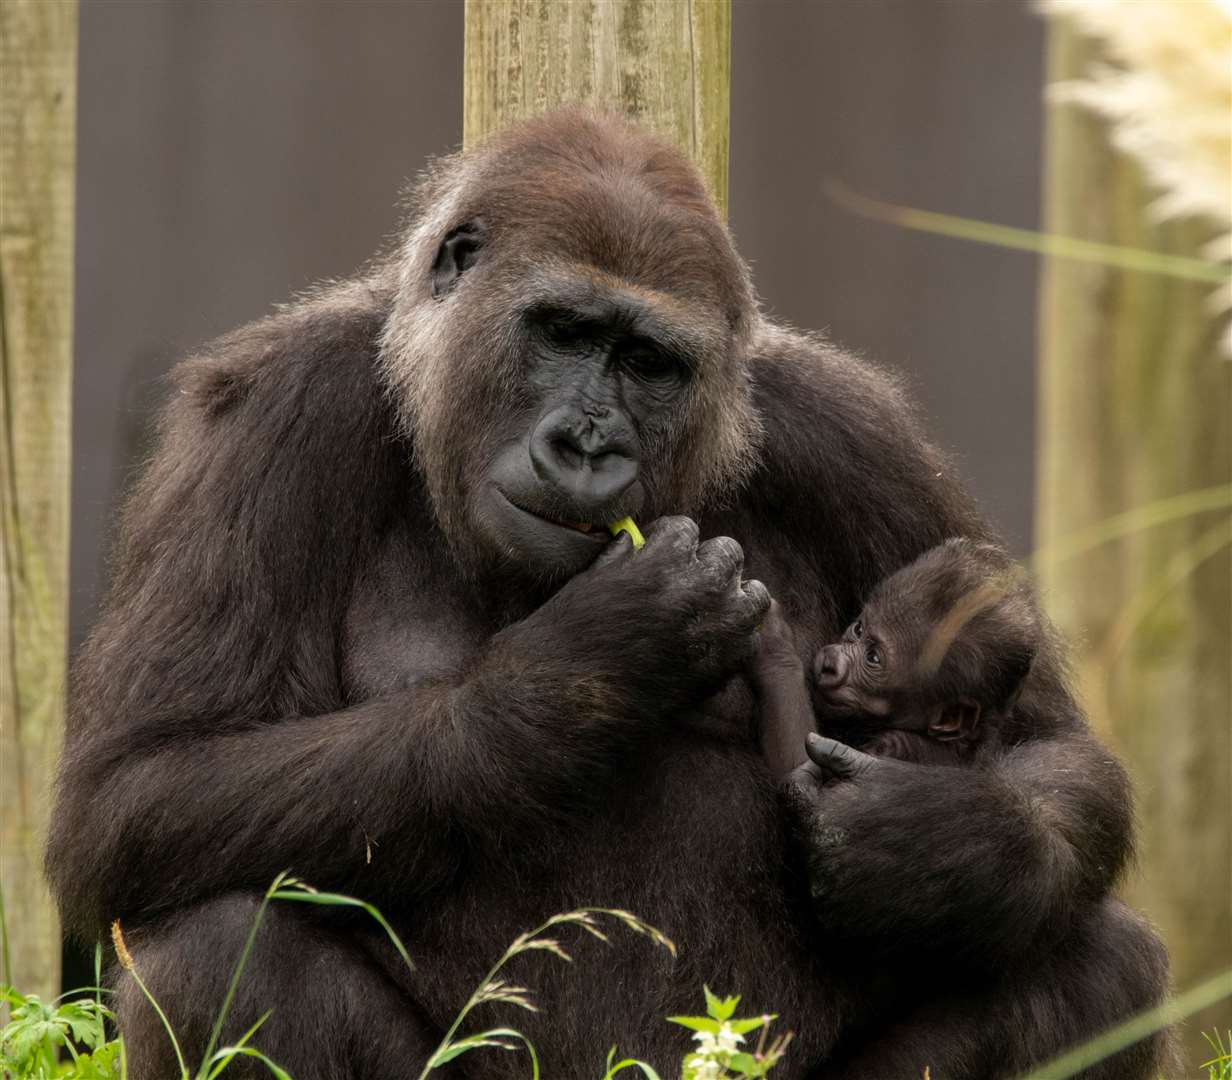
[748, 600, 816, 778]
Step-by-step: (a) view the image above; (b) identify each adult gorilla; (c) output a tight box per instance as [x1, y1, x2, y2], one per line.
[48, 112, 1172, 1078]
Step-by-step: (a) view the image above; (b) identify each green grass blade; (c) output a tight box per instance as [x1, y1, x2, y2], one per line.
[1030, 485, 1232, 570]
[205, 1011, 272, 1080]
[1016, 969, 1232, 1080]
[94, 941, 104, 1014]
[826, 180, 1232, 284]
[204, 1045, 292, 1080]
[0, 884, 11, 992]
[270, 888, 413, 971]
[126, 965, 188, 1079]
[602, 1057, 663, 1080]
[198, 872, 291, 1074]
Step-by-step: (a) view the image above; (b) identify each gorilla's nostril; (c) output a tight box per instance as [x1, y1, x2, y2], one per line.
[551, 438, 584, 472]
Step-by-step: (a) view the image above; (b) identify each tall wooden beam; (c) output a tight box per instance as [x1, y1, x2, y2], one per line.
[1036, 22, 1231, 1065]
[0, 0, 77, 1002]
[463, 0, 731, 215]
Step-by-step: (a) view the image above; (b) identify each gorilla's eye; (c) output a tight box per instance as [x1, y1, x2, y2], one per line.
[620, 346, 680, 383]
[544, 317, 583, 347]
[865, 642, 882, 667]
[852, 620, 864, 639]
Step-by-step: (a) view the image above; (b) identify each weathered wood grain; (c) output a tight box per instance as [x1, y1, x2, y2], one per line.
[1036, 22, 1231, 1065]
[1, 0, 77, 1002]
[464, 0, 730, 214]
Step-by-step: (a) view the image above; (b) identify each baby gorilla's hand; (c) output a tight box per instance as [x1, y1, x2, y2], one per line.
[748, 598, 803, 686]
[748, 599, 816, 779]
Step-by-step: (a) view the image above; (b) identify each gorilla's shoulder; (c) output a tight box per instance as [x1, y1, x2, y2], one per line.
[171, 273, 395, 422]
[739, 321, 985, 581]
[747, 321, 923, 458]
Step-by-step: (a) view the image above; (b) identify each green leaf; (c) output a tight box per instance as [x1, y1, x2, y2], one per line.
[665, 1015, 719, 1034]
[728, 1015, 775, 1036]
[75, 1042, 123, 1080]
[727, 1052, 759, 1074]
[59, 1000, 109, 1050]
[702, 986, 739, 1022]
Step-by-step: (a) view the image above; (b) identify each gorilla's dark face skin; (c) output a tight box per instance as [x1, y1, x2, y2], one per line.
[478, 292, 697, 575]
[432, 222, 663, 571]
[46, 111, 1175, 1080]
[812, 616, 896, 720]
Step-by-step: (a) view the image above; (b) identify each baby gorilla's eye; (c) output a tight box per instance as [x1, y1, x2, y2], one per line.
[865, 642, 882, 666]
[852, 621, 863, 639]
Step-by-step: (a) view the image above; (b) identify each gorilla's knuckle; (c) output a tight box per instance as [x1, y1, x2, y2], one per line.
[697, 534, 744, 574]
[647, 515, 699, 552]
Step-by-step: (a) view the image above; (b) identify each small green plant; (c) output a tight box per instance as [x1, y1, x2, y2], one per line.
[419, 907, 675, 1079]
[669, 986, 791, 1079]
[1203, 1029, 1232, 1080]
[2, 940, 121, 1080]
[0, 987, 120, 1079]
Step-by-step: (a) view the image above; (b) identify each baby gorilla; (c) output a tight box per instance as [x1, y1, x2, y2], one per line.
[752, 538, 1038, 777]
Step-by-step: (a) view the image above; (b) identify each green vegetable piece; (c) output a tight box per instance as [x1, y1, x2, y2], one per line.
[608, 517, 645, 549]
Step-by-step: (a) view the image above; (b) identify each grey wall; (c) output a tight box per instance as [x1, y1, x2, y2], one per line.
[72, 0, 1044, 648]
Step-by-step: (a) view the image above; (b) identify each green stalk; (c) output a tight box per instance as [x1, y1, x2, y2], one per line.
[826, 180, 1231, 284]
[198, 872, 291, 1073]
[1017, 969, 1232, 1080]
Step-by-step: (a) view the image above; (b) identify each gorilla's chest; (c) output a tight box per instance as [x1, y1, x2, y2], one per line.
[341, 540, 488, 698]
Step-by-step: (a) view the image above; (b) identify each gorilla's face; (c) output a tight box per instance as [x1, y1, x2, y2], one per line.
[438, 246, 706, 574]
[386, 114, 761, 581]
[482, 298, 693, 574]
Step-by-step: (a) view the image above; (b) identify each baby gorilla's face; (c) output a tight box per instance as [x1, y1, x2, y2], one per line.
[810, 609, 984, 748]
[810, 614, 900, 719]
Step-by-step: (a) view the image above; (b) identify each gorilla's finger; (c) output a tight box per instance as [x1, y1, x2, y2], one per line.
[593, 529, 635, 569]
[696, 535, 745, 585]
[805, 733, 879, 781]
[642, 516, 699, 558]
[740, 578, 772, 623]
[762, 597, 785, 629]
[787, 759, 826, 789]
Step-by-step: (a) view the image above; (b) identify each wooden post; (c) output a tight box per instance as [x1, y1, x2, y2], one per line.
[463, 0, 730, 214]
[1036, 23, 1231, 1064]
[0, 0, 77, 1002]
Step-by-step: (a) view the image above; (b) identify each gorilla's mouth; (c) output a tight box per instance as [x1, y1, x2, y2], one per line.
[498, 492, 609, 542]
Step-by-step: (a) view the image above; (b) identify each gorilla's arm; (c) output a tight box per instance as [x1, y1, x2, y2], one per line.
[47, 282, 761, 937]
[746, 326, 1132, 965]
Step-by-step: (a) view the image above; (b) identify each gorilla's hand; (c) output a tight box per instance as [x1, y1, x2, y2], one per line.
[784, 731, 1075, 966]
[802, 732, 882, 782]
[526, 515, 770, 708]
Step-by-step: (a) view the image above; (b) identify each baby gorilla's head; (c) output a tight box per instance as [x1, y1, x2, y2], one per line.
[811, 539, 1039, 745]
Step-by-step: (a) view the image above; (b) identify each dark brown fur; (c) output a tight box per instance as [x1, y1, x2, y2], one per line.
[47, 111, 1176, 1079]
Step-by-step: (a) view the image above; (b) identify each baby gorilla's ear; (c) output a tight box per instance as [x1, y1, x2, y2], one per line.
[929, 700, 981, 742]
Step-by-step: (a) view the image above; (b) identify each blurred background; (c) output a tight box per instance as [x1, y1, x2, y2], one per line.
[16, 0, 1232, 1068]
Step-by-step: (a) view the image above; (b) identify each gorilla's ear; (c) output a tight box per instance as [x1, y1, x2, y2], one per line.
[431, 220, 486, 299]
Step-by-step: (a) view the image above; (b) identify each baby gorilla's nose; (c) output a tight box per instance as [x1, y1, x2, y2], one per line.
[814, 644, 848, 687]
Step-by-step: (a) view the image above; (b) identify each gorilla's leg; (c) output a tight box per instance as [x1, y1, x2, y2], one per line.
[115, 894, 443, 1080]
[818, 899, 1179, 1080]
